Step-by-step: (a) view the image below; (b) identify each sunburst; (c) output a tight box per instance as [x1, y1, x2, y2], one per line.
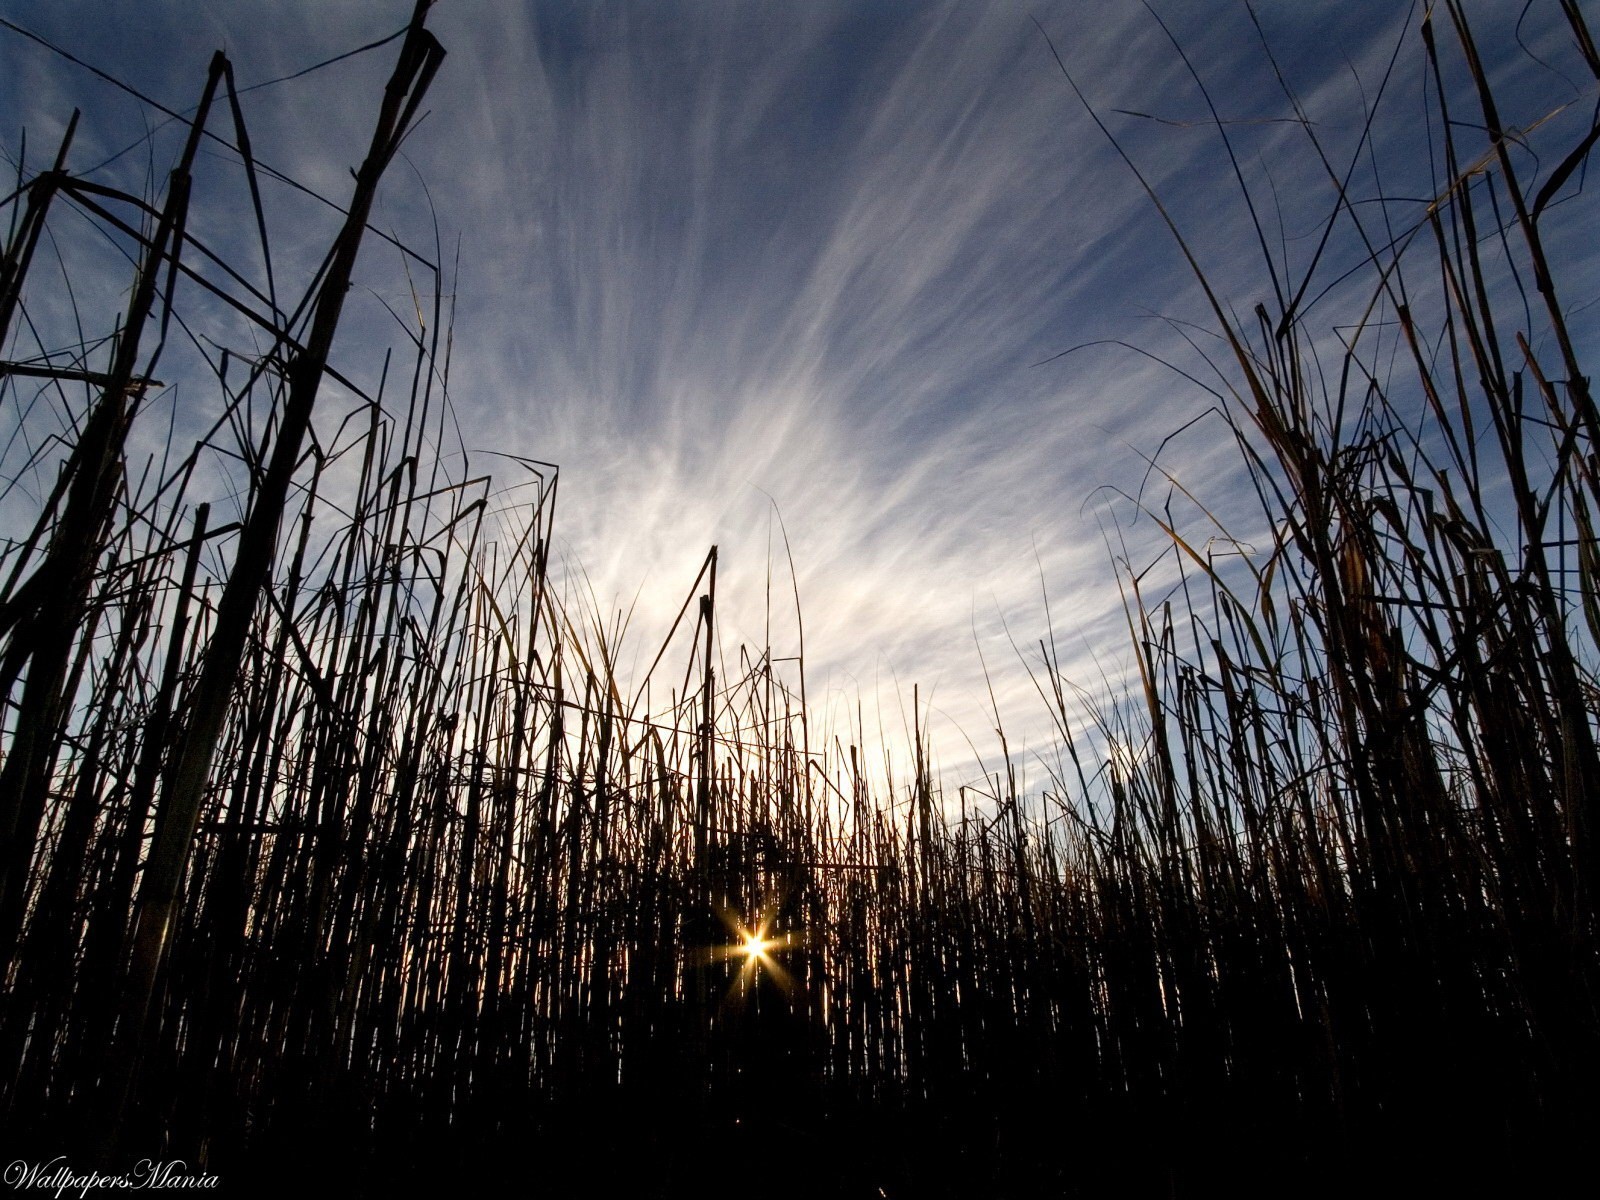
[702, 900, 805, 996]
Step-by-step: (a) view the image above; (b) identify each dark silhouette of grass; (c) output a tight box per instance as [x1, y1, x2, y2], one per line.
[1, 3, 1597, 1197]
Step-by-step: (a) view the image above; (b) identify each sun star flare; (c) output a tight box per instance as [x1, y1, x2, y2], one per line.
[741, 932, 775, 961]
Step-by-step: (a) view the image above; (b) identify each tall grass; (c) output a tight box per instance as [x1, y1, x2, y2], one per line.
[1, 3, 1597, 1197]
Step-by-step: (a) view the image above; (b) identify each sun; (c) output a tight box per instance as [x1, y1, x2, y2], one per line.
[731, 922, 787, 992]
[701, 903, 806, 998]
[740, 931, 774, 961]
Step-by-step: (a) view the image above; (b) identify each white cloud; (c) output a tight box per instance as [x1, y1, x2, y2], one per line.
[5, 0, 1595, 799]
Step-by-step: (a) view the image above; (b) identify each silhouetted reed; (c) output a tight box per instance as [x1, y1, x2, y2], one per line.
[1, 3, 1595, 1196]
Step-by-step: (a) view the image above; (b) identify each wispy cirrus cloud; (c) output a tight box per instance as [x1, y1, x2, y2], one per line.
[4, 0, 1593, 790]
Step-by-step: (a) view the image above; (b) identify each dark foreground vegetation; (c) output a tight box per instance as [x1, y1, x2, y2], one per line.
[2, 2, 1598, 1195]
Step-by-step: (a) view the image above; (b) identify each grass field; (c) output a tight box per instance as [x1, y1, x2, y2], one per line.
[2, 2, 1597, 1196]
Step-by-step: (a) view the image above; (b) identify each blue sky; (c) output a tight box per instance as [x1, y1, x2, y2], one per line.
[3, 1, 1596, 789]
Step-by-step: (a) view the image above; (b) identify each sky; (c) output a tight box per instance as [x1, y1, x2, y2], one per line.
[3, 0, 1597, 793]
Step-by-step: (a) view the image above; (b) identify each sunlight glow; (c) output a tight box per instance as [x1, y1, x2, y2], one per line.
[741, 931, 774, 961]
[701, 903, 808, 999]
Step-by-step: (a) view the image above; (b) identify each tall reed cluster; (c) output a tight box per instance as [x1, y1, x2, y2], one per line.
[1, 3, 1596, 1196]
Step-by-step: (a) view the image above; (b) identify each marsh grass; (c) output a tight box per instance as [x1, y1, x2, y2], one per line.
[1, 3, 1598, 1196]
